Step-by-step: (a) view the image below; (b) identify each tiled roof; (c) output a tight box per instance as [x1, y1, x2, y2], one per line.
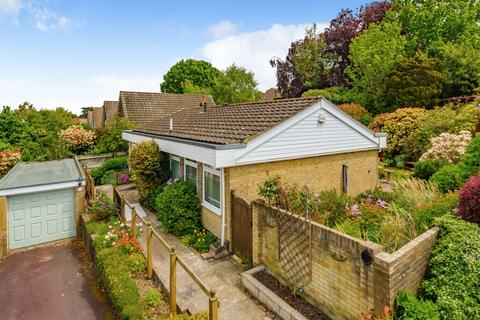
[135, 96, 323, 145]
[119, 91, 215, 126]
[103, 101, 119, 122]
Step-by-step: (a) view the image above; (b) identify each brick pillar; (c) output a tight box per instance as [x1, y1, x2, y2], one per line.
[0, 196, 8, 257]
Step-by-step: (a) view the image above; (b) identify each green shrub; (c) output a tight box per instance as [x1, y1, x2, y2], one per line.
[429, 164, 464, 192]
[395, 292, 439, 320]
[142, 289, 162, 308]
[158, 312, 208, 320]
[419, 215, 480, 319]
[412, 192, 458, 232]
[90, 192, 118, 221]
[413, 160, 448, 180]
[85, 220, 109, 235]
[301, 86, 352, 104]
[335, 220, 362, 239]
[96, 248, 141, 319]
[120, 304, 143, 320]
[91, 116, 137, 155]
[91, 156, 128, 182]
[155, 180, 201, 237]
[144, 184, 165, 210]
[129, 141, 169, 199]
[318, 189, 351, 227]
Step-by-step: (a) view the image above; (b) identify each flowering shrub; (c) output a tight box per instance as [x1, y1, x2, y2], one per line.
[90, 192, 118, 221]
[456, 175, 480, 224]
[0, 149, 21, 176]
[59, 125, 95, 153]
[419, 131, 472, 163]
[181, 228, 217, 253]
[375, 108, 428, 165]
[100, 221, 143, 255]
[338, 103, 372, 125]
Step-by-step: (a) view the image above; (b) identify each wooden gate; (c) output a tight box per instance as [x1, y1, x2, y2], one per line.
[231, 192, 253, 262]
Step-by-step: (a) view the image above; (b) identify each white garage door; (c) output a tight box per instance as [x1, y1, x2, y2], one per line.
[8, 189, 75, 250]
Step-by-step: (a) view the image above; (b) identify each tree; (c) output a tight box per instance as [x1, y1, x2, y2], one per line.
[383, 52, 444, 108]
[393, 0, 480, 55]
[160, 59, 220, 94]
[324, 1, 392, 87]
[347, 20, 406, 114]
[91, 116, 137, 154]
[292, 24, 333, 89]
[80, 106, 93, 118]
[212, 64, 260, 105]
[270, 42, 304, 98]
[441, 43, 480, 97]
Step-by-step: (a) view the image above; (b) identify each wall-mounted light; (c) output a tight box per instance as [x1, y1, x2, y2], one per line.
[317, 109, 326, 123]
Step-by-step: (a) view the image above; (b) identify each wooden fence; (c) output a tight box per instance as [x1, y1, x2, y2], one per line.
[85, 169, 95, 206]
[112, 186, 219, 320]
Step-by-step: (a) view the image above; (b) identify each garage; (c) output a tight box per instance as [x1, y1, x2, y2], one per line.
[0, 159, 85, 252]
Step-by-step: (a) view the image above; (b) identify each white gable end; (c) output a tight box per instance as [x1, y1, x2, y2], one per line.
[233, 100, 380, 165]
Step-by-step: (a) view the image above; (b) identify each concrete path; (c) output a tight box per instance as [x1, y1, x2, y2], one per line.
[138, 213, 276, 320]
[0, 241, 115, 320]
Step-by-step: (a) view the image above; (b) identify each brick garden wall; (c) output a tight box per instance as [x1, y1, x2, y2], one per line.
[76, 152, 127, 169]
[252, 201, 438, 320]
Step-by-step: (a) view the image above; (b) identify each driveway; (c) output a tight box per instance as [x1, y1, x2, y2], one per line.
[0, 241, 115, 320]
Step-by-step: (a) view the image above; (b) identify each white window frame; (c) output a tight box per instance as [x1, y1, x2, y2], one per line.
[202, 165, 222, 215]
[184, 159, 198, 189]
[170, 155, 180, 180]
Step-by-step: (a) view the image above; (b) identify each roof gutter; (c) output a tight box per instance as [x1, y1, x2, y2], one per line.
[125, 130, 246, 150]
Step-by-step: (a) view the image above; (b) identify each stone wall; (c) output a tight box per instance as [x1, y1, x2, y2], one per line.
[76, 152, 127, 169]
[252, 202, 438, 320]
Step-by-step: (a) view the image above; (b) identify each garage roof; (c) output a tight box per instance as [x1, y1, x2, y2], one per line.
[0, 159, 84, 191]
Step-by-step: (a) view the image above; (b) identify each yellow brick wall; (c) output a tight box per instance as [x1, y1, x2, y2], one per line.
[226, 150, 379, 244]
[228, 150, 379, 203]
[201, 207, 222, 238]
[252, 202, 438, 320]
[0, 196, 7, 257]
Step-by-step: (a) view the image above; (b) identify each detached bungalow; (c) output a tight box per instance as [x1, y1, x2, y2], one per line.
[87, 107, 104, 129]
[122, 96, 387, 257]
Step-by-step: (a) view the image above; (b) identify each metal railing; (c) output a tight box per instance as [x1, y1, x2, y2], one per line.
[113, 186, 219, 320]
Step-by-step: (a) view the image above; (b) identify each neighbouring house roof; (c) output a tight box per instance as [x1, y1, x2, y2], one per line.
[103, 101, 119, 123]
[118, 91, 215, 126]
[260, 88, 281, 101]
[135, 96, 324, 145]
[0, 159, 84, 191]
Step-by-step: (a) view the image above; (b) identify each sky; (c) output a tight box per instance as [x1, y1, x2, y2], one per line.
[0, 0, 367, 115]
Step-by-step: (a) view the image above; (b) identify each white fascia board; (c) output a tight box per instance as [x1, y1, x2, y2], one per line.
[123, 131, 217, 166]
[0, 181, 81, 197]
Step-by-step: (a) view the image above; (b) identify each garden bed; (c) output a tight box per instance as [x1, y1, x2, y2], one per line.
[242, 266, 330, 320]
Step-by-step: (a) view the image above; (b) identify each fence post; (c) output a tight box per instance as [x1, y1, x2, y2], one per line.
[147, 222, 153, 279]
[169, 247, 177, 318]
[120, 195, 126, 223]
[208, 289, 219, 320]
[131, 209, 137, 239]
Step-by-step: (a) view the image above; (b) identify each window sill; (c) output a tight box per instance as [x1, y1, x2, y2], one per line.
[202, 201, 221, 216]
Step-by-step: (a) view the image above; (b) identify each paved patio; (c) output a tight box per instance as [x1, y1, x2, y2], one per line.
[0, 241, 115, 320]
[137, 212, 276, 320]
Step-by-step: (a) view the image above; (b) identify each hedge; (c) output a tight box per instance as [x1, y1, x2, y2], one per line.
[418, 215, 480, 319]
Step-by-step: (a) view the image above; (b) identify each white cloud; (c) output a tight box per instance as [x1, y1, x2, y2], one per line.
[206, 20, 238, 38]
[202, 23, 327, 90]
[0, 79, 26, 91]
[32, 7, 74, 32]
[0, 0, 22, 16]
[92, 74, 161, 94]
